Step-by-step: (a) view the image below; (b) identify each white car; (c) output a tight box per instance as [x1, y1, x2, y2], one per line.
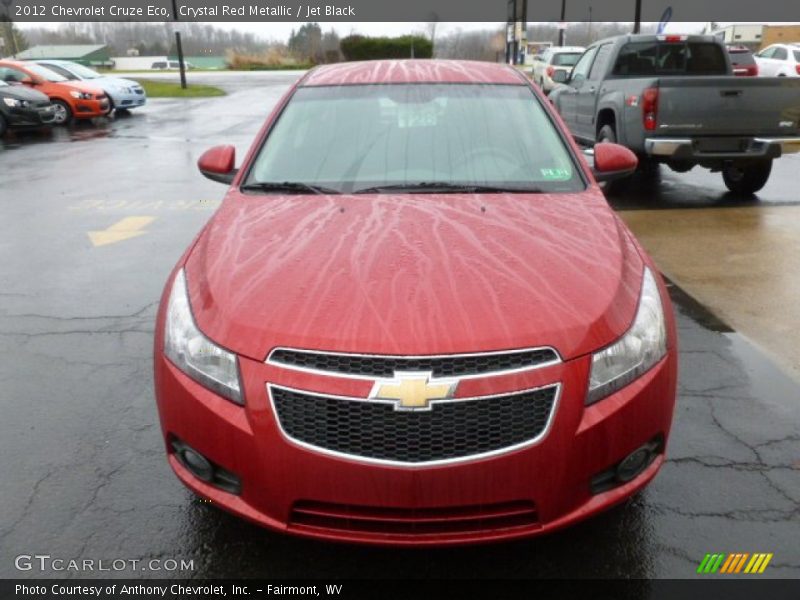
[33, 60, 147, 112]
[530, 46, 585, 93]
[754, 44, 800, 77]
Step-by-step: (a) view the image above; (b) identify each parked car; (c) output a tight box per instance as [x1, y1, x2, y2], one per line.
[154, 59, 678, 546]
[530, 46, 585, 93]
[754, 43, 800, 77]
[0, 79, 56, 136]
[549, 34, 800, 194]
[726, 45, 759, 76]
[33, 60, 146, 112]
[0, 60, 110, 125]
[151, 60, 195, 70]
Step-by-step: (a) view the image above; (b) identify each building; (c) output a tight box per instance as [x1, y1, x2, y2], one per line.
[711, 24, 765, 48]
[760, 25, 800, 48]
[14, 45, 112, 67]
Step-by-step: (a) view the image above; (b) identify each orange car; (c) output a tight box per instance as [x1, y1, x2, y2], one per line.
[0, 60, 110, 125]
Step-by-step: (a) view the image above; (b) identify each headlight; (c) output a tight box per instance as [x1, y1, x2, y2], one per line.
[164, 269, 243, 405]
[586, 267, 667, 405]
[3, 97, 23, 107]
[69, 91, 91, 100]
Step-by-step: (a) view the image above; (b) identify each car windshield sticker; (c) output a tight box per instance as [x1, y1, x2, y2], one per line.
[540, 167, 572, 180]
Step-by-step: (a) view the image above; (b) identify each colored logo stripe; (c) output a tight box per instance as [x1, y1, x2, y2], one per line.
[698, 553, 773, 574]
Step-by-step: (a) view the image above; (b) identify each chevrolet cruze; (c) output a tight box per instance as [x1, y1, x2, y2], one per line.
[154, 60, 678, 545]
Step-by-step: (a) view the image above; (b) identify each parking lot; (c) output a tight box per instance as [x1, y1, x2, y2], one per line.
[1, 71, 799, 578]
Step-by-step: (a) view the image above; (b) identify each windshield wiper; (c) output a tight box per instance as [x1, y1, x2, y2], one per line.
[353, 182, 545, 194]
[240, 181, 341, 195]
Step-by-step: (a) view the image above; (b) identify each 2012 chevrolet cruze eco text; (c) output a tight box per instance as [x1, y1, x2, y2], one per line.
[154, 60, 678, 546]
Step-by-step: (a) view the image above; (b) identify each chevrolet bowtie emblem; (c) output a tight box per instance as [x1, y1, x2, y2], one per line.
[370, 371, 458, 411]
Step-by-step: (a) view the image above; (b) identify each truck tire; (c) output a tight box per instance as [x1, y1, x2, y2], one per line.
[722, 161, 772, 195]
[597, 124, 616, 144]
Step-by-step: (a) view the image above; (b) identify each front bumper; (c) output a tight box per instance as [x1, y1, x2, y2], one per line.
[5, 104, 56, 127]
[108, 89, 147, 109]
[73, 97, 111, 119]
[154, 345, 677, 546]
[645, 136, 800, 160]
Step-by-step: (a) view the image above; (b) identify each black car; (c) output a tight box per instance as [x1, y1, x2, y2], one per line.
[0, 79, 56, 136]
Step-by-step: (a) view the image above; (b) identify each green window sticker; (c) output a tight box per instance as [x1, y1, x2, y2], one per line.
[540, 167, 572, 181]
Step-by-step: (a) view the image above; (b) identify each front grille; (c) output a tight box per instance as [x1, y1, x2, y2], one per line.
[270, 384, 558, 465]
[290, 500, 539, 537]
[269, 347, 559, 378]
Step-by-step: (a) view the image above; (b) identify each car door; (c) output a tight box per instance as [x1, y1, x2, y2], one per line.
[575, 43, 613, 140]
[756, 46, 777, 76]
[557, 46, 597, 140]
[770, 47, 788, 75]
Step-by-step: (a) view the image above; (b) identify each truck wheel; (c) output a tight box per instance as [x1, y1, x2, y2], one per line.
[722, 161, 772, 195]
[0, 114, 7, 137]
[597, 124, 616, 144]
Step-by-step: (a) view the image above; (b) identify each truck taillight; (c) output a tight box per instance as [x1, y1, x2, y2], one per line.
[657, 34, 688, 43]
[546, 66, 555, 77]
[796, 64, 800, 75]
[642, 87, 658, 131]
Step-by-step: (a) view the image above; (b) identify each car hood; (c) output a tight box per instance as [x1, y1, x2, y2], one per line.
[184, 190, 644, 361]
[61, 80, 105, 95]
[0, 84, 49, 103]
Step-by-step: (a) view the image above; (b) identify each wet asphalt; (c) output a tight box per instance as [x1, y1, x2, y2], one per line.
[0, 72, 799, 579]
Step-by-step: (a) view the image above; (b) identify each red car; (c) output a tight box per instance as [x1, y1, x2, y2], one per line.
[154, 60, 678, 546]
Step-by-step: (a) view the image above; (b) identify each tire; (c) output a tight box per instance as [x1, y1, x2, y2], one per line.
[52, 100, 73, 126]
[722, 161, 772, 195]
[0, 114, 7, 137]
[597, 124, 616, 144]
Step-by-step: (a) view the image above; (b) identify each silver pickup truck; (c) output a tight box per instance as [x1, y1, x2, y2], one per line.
[549, 34, 800, 194]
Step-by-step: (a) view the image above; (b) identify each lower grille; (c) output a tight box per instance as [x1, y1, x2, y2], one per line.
[270, 384, 558, 465]
[290, 500, 539, 536]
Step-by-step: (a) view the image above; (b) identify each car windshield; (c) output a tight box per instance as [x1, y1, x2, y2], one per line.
[25, 64, 69, 82]
[63, 63, 101, 79]
[613, 41, 728, 75]
[246, 83, 583, 194]
[551, 53, 582, 66]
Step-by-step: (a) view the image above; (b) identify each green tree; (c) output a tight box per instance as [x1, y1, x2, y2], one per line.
[288, 23, 323, 64]
[0, 19, 29, 56]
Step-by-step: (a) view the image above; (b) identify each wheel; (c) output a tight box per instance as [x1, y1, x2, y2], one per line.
[722, 161, 772, 195]
[51, 100, 73, 126]
[0, 114, 7, 137]
[597, 124, 616, 144]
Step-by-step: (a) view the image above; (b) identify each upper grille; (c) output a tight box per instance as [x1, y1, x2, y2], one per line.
[268, 347, 559, 378]
[270, 384, 558, 465]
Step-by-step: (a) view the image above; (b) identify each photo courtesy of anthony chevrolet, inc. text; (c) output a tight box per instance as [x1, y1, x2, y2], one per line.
[1, 0, 799, 597]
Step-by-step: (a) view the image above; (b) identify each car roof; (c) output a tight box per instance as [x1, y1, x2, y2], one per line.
[550, 47, 584, 52]
[301, 60, 525, 87]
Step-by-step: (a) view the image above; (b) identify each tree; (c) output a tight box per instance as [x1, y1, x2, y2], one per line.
[288, 23, 323, 64]
[0, 19, 29, 56]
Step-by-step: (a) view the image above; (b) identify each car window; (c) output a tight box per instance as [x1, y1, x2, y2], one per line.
[551, 52, 582, 67]
[588, 44, 613, 80]
[40, 64, 77, 80]
[613, 41, 727, 76]
[570, 47, 598, 84]
[794, 50, 800, 62]
[772, 47, 787, 61]
[758, 47, 775, 59]
[24, 63, 69, 82]
[247, 84, 584, 194]
[0, 67, 26, 82]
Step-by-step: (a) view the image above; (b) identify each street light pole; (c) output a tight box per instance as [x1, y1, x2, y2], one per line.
[633, 0, 642, 34]
[558, 0, 566, 46]
[170, 0, 187, 89]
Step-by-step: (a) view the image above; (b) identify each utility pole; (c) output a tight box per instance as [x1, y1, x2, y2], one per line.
[558, 0, 566, 46]
[170, 0, 187, 89]
[633, 0, 642, 34]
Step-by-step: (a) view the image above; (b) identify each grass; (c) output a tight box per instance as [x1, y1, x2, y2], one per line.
[132, 79, 226, 98]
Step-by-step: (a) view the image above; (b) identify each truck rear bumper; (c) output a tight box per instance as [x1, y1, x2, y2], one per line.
[645, 137, 800, 160]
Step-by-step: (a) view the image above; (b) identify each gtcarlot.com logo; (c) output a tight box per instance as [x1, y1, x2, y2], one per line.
[697, 552, 773, 574]
[15, 554, 194, 573]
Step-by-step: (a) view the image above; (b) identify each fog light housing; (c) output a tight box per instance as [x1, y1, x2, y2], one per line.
[171, 438, 242, 495]
[590, 435, 663, 495]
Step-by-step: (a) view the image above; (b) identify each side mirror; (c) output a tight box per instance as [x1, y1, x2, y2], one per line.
[551, 70, 569, 84]
[198, 145, 237, 184]
[591, 143, 638, 182]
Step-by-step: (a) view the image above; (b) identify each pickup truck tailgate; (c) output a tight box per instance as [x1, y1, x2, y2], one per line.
[655, 77, 800, 138]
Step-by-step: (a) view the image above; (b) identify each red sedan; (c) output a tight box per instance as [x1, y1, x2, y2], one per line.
[154, 60, 677, 546]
